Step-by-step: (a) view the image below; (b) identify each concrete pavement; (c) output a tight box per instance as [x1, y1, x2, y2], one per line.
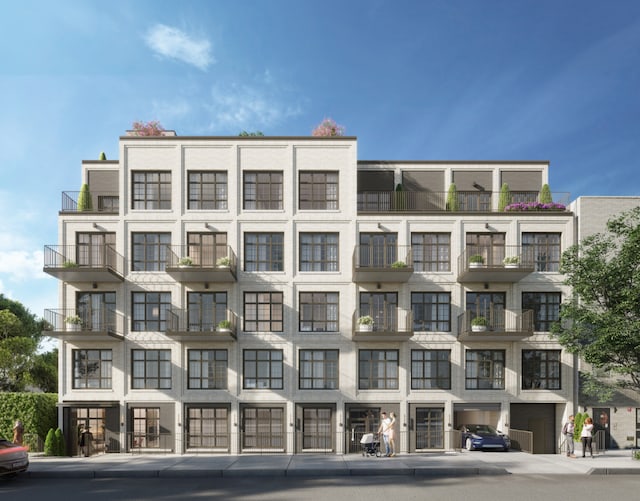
[23, 449, 640, 478]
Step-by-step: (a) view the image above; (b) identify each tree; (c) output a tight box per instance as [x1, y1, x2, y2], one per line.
[77, 183, 93, 211]
[446, 183, 458, 211]
[539, 183, 552, 203]
[552, 207, 640, 393]
[498, 183, 511, 212]
[131, 120, 165, 136]
[311, 118, 345, 137]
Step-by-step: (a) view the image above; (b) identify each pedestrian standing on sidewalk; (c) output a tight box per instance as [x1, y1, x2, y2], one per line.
[581, 417, 594, 458]
[562, 415, 576, 457]
[377, 411, 392, 456]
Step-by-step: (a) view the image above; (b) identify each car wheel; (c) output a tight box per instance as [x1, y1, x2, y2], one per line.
[465, 438, 473, 451]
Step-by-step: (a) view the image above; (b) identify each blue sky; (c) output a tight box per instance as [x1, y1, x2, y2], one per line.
[1, 0, 639, 351]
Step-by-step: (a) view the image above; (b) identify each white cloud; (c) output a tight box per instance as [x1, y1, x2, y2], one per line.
[144, 24, 214, 70]
[0, 249, 44, 281]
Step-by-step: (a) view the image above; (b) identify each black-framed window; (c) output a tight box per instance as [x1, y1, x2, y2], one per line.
[412, 292, 451, 332]
[358, 349, 399, 389]
[299, 292, 339, 332]
[132, 292, 171, 331]
[299, 233, 339, 271]
[188, 349, 228, 389]
[243, 349, 283, 389]
[187, 292, 227, 332]
[243, 171, 283, 210]
[131, 349, 171, 389]
[132, 171, 171, 210]
[76, 232, 116, 267]
[299, 350, 339, 389]
[466, 232, 506, 266]
[411, 233, 451, 272]
[187, 407, 229, 448]
[132, 233, 171, 271]
[465, 350, 505, 390]
[188, 171, 227, 210]
[299, 171, 338, 210]
[522, 350, 561, 390]
[359, 233, 397, 267]
[132, 408, 160, 448]
[187, 232, 228, 267]
[243, 292, 283, 332]
[522, 292, 561, 331]
[73, 349, 112, 389]
[359, 292, 397, 331]
[522, 232, 561, 272]
[76, 291, 116, 332]
[244, 233, 284, 271]
[411, 350, 451, 389]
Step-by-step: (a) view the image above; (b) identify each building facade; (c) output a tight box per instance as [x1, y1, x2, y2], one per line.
[44, 132, 576, 455]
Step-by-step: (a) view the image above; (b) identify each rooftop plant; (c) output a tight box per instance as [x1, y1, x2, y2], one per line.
[446, 183, 459, 211]
[539, 183, 553, 204]
[131, 120, 166, 137]
[77, 183, 93, 211]
[312, 118, 345, 137]
[505, 201, 566, 211]
[498, 183, 511, 212]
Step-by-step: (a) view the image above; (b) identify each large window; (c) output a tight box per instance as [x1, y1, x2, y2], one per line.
[73, 349, 112, 389]
[187, 292, 227, 331]
[465, 350, 505, 390]
[244, 233, 284, 271]
[299, 233, 339, 272]
[187, 407, 229, 449]
[132, 408, 160, 448]
[132, 171, 171, 210]
[359, 233, 397, 267]
[299, 292, 338, 332]
[522, 232, 561, 272]
[299, 350, 339, 389]
[132, 233, 171, 271]
[243, 292, 283, 332]
[243, 350, 283, 389]
[411, 233, 450, 272]
[466, 232, 505, 266]
[522, 292, 561, 331]
[358, 350, 399, 389]
[411, 350, 451, 389]
[522, 350, 561, 390]
[188, 171, 227, 210]
[243, 171, 283, 210]
[188, 349, 228, 389]
[132, 349, 171, 389]
[132, 292, 171, 331]
[299, 171, 338, 210]
[187, 232, 228, 267]
[242, 407, 284, 450]
[76, 232, 116, 267]
[359, 292, 397, 331]
[412, 292, 451, 332]
[76, 291, 116, 332]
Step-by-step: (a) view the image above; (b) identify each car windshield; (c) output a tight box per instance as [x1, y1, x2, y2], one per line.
[466, 425, 498, 434]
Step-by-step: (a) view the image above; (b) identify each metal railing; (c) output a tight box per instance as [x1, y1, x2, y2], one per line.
[43, 244, 125, 276]
[165, 245, 237, 270]
[458, 309, 534, 335]
[43, 308, 125, 337]
[509, 428, 533, 453]
[352, 309, 413, 334]
[61, 191, 120, 213]
[458, 245, 537, 271]
[353, 244, 413, 269]
[166, 308, 238, 337]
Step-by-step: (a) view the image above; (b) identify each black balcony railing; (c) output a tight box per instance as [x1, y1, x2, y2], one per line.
[43, 244, 125, 278]
[43, 308, 125, 339]
[165, 308, 237, 339]
[61, 191, 119, 213]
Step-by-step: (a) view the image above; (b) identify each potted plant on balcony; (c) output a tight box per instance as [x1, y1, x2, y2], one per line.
[391, 260, 407, 268]
[178, 257, 193, 268]
[469, 254, 485, 268]
[65, 315, 82, 331]
[216, 319, 232, 332]
[503, 256, 520, 268]
[63, 260, 78, 268]
[216, 256, 230, 267]
[471, 316, 488, 332]
[357, 315, 374, 332]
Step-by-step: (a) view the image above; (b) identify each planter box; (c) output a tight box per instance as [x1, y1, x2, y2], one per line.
[358, 324, 373, 332]
[471, 325, 487, 332]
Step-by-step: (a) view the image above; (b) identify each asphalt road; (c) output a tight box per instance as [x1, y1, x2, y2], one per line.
[2, 475, 639, 501]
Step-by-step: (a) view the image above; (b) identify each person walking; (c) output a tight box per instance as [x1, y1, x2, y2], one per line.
[562, 415, 576, 457]
[12, 420, 24, 445]
[386, 412, 397, 457]
[581, 417, 594, 458]
[377, 411, 392, 457]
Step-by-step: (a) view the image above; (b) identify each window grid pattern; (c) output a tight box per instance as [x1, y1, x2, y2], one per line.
[243, 171, 283, 210]
[465, 350, 505, 390]
[358, 350, 399, 389]
[132, 292, 171, 331]
[411, 292, 451, 332]
[299, 292, 339, 332]
[299, 172, 338, 210]
[522, 350, 561, 390]
[299, 350, 339, 389]
[132, 171, 171, 210]
[411, 233, 451, 272]
[187, 407, 229, 448]
[243, 292, 283, 332]
[132, 408, 160, 448]
[299, 233, 339, 271]
[522, 292, 561, 331]
[132, 350, 171, 389]
[522, 232, 561, 272]
[187, 292, 227, 332]
[188, 171, 227, 210]
[411, 350, 451, 389]
[244, 233, 284, 271]
[243, 350, 283, 389]
[188, 349, 228, 389]
[132, 233, 171, 271]
[73, 349, 112, 389]
[187, 232, 228, 266]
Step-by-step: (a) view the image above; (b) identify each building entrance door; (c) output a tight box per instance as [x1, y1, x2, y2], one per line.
[346, 407, 380, 454]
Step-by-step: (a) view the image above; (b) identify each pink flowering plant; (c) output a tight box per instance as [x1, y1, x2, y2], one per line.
[312, 118, 345, 137]
[131, 120, 166, 137]
[505, 201, 566, 211]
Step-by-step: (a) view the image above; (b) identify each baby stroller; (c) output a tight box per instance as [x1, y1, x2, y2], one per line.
[360, 433, 381, 457]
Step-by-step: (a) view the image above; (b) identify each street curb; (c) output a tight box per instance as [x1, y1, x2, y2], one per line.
[588, 468, 640, 475]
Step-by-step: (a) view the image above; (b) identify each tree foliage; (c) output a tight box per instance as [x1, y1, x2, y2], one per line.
[552, 207, 640, 393]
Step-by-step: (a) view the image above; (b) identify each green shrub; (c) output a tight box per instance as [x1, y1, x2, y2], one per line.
[498, 183, 511, 211]
[0, 392, 58, 447]
[446, 183, 458, 211]
[44, 428, 56, 456]
[77, 183, 93, 211]
[539, 184, 552, 204]
[54, 428, 65, 456]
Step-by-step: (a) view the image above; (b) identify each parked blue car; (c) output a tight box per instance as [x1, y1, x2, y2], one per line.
[459, 424, 510, 451]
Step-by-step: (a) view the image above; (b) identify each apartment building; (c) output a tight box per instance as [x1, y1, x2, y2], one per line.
[44, 132, 575, 455]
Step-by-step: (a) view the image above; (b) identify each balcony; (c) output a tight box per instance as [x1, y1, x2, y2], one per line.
[357, 190, 570, 213]
[165, 245, 237, 283]
[457, 310, 534, 342]
[43, 308, 125, 341]
[43, 245, 125, 283]
[352, 310, 413, 342]
[165, 308, 237, 341]
[457, 246, 535, 283]
[353, 245, 413, 283]
[60, 191, 119, 214]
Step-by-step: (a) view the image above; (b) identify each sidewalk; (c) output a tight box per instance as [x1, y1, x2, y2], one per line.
[25, 449, 640, 479]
